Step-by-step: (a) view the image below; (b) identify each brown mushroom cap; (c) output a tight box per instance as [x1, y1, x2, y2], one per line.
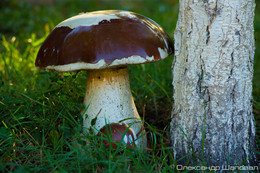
[97, 123, 136, 149]
[35, 10, 174, 72]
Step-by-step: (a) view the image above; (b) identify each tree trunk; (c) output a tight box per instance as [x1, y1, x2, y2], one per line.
[170, 0, 257, 169]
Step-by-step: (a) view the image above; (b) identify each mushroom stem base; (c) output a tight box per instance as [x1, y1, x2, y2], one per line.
[83, 67, 147, 149]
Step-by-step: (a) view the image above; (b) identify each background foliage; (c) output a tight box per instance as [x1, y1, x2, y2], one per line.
[0, 0, 259, 172]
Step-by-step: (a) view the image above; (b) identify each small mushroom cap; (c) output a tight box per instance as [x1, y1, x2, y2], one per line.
[35, 10, 174, 72]
[97, 123, 136, 149]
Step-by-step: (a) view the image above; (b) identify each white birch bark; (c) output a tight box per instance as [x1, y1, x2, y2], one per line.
[170, 0, 257, 167]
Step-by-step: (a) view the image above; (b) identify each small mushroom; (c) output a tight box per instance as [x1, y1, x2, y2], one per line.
[97, 123, 136, 149]
[35, 10, 174, 150]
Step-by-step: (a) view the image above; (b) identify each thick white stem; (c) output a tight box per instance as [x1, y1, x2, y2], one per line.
[83, 67, 146, 149]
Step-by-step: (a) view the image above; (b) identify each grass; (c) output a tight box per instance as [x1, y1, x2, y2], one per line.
[0, 0, 259, 172]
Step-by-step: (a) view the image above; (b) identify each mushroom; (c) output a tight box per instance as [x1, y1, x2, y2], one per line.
[97, 123, 136, 149]
[35, 10, 174, 150]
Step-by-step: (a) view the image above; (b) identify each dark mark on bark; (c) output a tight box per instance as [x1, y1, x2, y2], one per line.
[206, 25, 210, 44]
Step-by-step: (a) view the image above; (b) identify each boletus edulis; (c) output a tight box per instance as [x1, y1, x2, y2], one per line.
[35, 10, 174, 150]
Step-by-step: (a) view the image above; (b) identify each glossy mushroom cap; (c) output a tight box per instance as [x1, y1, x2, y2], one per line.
[35, 10, 174, 72]
[97, 123, 136, 149]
